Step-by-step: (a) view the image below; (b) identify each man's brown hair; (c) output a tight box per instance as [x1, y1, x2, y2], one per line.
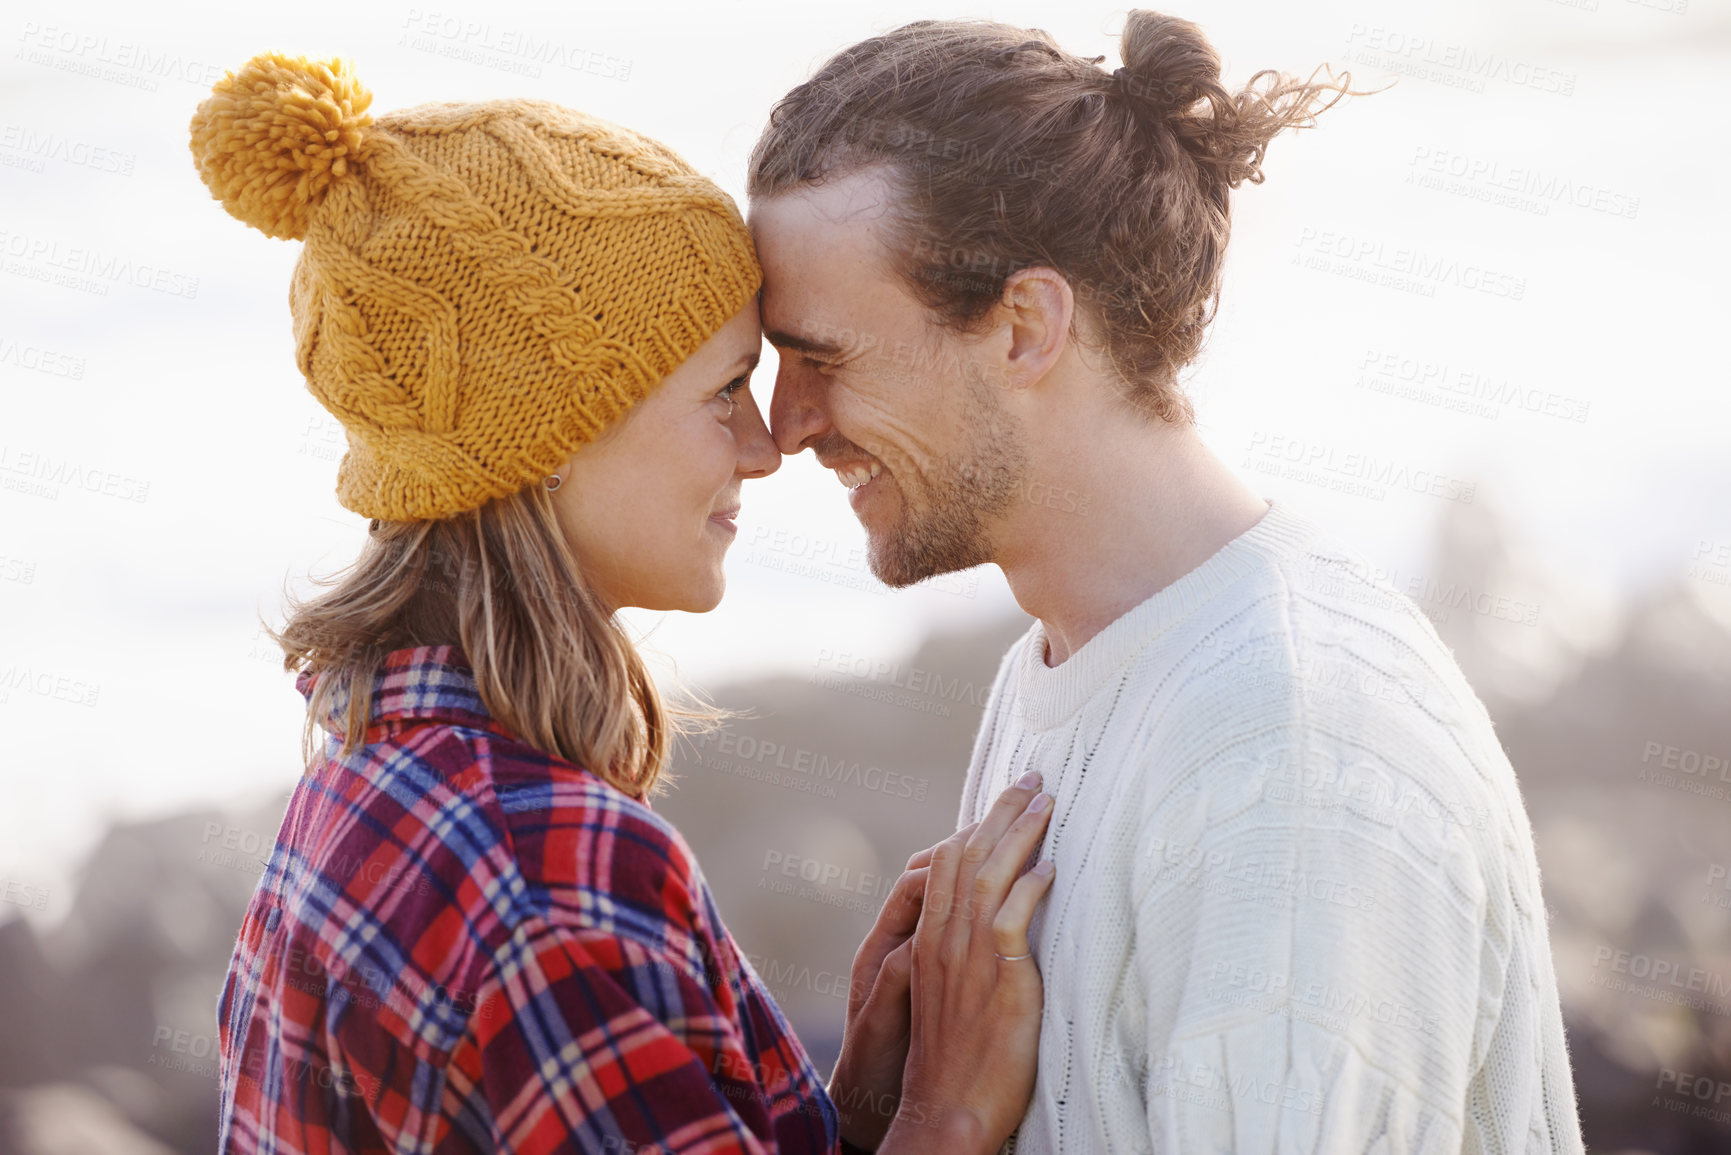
[748, 11, 1368, 422]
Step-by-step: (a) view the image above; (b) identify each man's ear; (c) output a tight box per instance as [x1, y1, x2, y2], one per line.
[998, 267, 1074, 391]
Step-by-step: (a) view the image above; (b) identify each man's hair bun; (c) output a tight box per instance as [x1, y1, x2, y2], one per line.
[1118, 10, 1219, 122]
[188, 51, 374, 241]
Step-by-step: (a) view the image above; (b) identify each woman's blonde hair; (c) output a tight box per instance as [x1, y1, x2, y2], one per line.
[266, 479, 716, 799]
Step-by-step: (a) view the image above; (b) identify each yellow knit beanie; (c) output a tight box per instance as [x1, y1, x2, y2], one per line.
[189, 52, 762, 521]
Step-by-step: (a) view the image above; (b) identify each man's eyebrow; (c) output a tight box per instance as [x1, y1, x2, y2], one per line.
[764, 329, 846, 357]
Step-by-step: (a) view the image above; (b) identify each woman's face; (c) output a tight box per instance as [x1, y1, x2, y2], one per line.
[549, 299, 778, 613]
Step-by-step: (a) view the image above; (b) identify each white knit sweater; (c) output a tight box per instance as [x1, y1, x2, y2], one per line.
[957, 500, 1584, 1155]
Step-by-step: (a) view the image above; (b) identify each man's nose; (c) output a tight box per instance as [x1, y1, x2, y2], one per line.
[768, 357, 831, 456]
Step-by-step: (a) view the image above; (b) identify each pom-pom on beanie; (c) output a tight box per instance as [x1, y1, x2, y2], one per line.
[189, 51, 762, 521]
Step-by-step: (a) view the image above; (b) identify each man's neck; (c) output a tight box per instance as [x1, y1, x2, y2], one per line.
[993, 419, 1270, 668]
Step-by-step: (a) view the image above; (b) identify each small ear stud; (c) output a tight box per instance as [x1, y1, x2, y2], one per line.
[544, 474, 563, 492]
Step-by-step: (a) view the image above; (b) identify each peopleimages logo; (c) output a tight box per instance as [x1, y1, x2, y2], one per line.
[758, 849, 897, 918]
[1342, 24, 1577, 96]
[1303, 555, 1542, 630]
[0, 879, 49, 911]
[1243, 430, 1476, 506]
[761, 849, 894, 901]
[397, 10, 632, 81]
[0, 661, 100, 707]
[1293, 228, 1527, 301]
[0, 229, 199, 299]
[1356, 347, 1590, 425]
[809, 647, 993, 716]
[1407, 146, 1639, 221]
[0, 334, 87, 379]
[0, 124, 135, 176]
[693, 728, 930, 802]
[0, 444, 149, 503]
[14, 22, 227, 90]
[1689, 540, 1731, 588]
[1143, 836, 1378, 913]
[1636, 739, 1731, 804]
[1590, 946, 1731, 1009]
[1703, 864, 1731, 911]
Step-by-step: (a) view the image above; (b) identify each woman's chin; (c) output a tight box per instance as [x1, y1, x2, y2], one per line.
[660, 571, 727, 614]
[687, 580, 726, 614]
[623, 556, 727, 614]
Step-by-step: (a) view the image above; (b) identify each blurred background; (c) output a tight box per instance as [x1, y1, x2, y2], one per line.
[2, 0, 1728, 1151]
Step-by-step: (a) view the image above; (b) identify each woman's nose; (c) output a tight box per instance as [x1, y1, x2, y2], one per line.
[733, 388, 782, 479]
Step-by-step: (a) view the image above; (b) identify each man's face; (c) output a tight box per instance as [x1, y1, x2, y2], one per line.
[750, 168, 1028, 587]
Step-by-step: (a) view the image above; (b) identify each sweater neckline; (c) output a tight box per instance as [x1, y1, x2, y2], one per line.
[1011, 499, 1318, 730]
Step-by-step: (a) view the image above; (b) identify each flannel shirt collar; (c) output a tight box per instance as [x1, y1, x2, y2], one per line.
[295, 644, 498, 736]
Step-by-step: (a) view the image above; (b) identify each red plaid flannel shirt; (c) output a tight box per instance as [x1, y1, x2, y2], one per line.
[216, 644, 839, 1154]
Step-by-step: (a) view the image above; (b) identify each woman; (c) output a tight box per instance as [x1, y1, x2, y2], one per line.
[189, 52, 1055, 1154]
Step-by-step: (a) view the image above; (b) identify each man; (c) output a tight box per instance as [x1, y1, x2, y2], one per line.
[745, 11, 1584, 1155]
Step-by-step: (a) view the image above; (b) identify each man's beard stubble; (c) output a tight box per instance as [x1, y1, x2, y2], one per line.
[864, 377, 1029, 588]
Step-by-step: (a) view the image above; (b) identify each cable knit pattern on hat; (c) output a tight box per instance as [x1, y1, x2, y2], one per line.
[190, 52, 761, 520]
